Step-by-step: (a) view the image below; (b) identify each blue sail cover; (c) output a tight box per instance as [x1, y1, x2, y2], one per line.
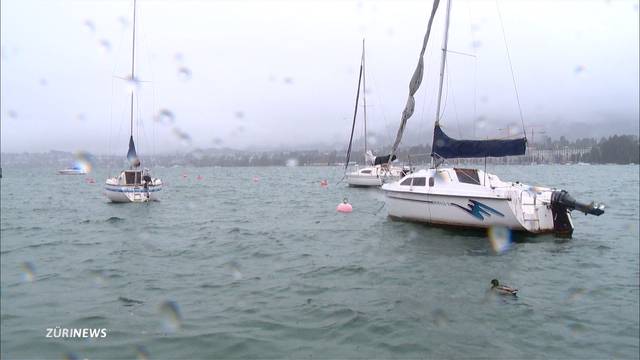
[127, 135, 141, 167]
[432, 125, 526, 159]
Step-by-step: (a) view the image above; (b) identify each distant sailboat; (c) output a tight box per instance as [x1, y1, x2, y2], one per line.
[381, 0, 604, 236]
[344, 39, 407, 187]
[104, 0, 162, 203]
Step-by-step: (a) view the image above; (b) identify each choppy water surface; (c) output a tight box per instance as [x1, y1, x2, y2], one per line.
[1, 164, 638, 359]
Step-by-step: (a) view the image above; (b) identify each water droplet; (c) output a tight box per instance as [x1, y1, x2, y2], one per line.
[226, 261, 243, 280]
[136, 345, 150, 360]
[98, 39, 111, 53]
[172, 127, 192, 145]
[39, 78, 48, 86]
[476, 116, 487, 129]
[211, 137, 224, 147]
[471, 40, 482, 49]
[84, 19, 96, 33]
[174, 52, 184, 62]
[565, 287, 587, 303]
[76, 113, 87, 122]
[431, 308, 449, 327]
[234, 111, 244, 119]
[118, 16, 129, 28]
[90, 270, 107, 287]
[177, 67, 192, 81]
[64, 352, 81, 360]
[488, 226, 512, 254]
[74, 151, 95, 173]
[7, 110, 18, 119]
[21, 261, 35, 282]
[567, 322, 587, 336]
[158, 300, 182, 333]
[125, 74, 141, 93]
[574, 64, 586, 74]
[154, 109, 175, 125]
[285, 158, 298, 167]
[283, 77, 293, 84]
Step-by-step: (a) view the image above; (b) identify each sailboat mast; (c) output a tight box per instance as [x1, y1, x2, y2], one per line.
[362, 38, 368, 162]
[434, 0, 452, 126]
[130, 0, 137, 137]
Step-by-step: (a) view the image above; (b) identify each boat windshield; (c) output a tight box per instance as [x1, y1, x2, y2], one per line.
[125, 171, 142, 185]
[454, 168, 480, 185]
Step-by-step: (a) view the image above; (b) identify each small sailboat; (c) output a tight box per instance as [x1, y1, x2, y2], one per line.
[104, 0, 162, 203]
[344, 39, 407, 187]
[381, 0, 604, 236]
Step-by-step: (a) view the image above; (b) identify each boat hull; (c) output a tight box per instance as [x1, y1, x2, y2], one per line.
[381, 168, 565, 235]
[104, 184, 162, 203]
[57, 170, 87, 175]
[385, 190, 533, 231]
[347, 174, 383, 187]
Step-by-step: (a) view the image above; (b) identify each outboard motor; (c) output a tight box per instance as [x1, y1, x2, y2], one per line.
[551, 190, 605, 237]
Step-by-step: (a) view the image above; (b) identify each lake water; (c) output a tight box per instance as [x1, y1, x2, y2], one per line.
[1, 164, 638, 359]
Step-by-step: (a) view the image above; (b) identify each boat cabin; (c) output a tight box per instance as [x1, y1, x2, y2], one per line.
[115, 170, 151, 186]
[398, 168, 498, 189]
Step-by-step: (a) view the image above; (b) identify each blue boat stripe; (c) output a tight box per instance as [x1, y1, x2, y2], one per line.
[104, 187, 162, 193]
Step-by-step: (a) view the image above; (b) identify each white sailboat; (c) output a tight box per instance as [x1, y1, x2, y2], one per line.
[381, 0, 604, 236]
[104, 0, 162, 203]
[344, 39, 408, 187]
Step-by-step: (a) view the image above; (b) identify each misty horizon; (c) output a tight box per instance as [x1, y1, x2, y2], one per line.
[1, 0, 639, 155]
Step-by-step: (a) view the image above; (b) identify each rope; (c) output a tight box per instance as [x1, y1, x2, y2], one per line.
[495, 0, 527, 138]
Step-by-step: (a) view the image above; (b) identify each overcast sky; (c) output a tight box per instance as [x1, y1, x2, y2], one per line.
[1, 0, 639, 154]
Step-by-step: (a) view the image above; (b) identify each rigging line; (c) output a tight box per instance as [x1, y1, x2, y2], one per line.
[446, 61, 462, 138]
[467, 2, 478, 139]
[495, 0, 527, 138]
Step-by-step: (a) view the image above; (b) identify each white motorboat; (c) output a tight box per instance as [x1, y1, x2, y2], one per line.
[57, 167, 87, 175]
[380, 0, 604, 236]
[104, 0, 162, 203]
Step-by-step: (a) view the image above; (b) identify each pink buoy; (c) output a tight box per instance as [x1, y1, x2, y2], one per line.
[337, 198, 352, 213]
[182, 173, 188, 178]
[320, 179, 328, 187]
[253, 176, 260, 183]
[196, 175, 203, 180]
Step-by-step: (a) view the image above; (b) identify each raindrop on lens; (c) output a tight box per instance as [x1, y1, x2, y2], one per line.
[158, 300, 182, 333]
[74, 151, 95, 173]
[431, 308, 449, 327]
[155, 109, 175, 125]
[135, 345, 151, 360]
[488, 226, 512, 254]
[98, 39, 111, 53]
[177, 67, 192, 81]
[21, 261, 35, 282]
[172, 127, 192, 146]
[286, 158, 298, 167]
[226, 261, 243, 280]
[84, 19, 96, 33]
